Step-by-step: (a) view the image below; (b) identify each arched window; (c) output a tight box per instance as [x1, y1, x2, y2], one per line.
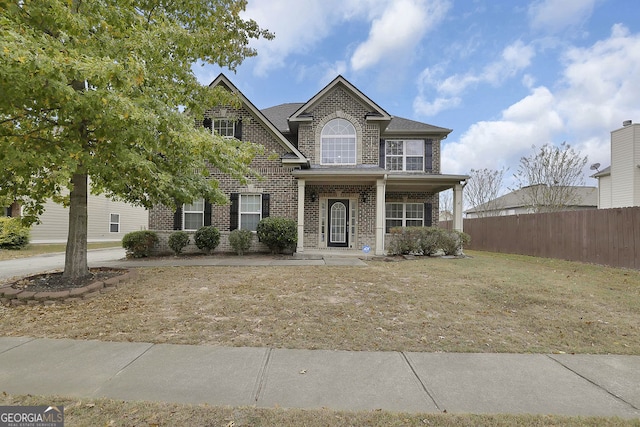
[321, 118, 356, 165]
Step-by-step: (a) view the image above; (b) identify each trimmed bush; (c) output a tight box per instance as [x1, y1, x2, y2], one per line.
[0, 217, 30, 250]
[440, 229, 471, 256]
[194, 226, 220, 254]
[168, 231, 190, 255]
[387, 226, 422, 255]
[229, 229, 252, 255]
[122, 230, 158, 258]
[387, 226, 470, 256]
[256, 217, 297, 254]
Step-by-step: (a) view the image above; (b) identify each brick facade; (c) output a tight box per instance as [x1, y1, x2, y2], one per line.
[148, 74, 457, 255]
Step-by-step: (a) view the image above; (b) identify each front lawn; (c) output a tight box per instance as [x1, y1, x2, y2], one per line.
[2, 251, 638, 355]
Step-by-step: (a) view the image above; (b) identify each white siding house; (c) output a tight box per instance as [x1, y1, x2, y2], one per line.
[593, 121, 640, 208]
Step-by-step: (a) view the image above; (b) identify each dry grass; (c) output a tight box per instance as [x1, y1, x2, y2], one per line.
[2, 393, 636, 427]
[1, 251, 639, 354]
[0, 242, 121, 261]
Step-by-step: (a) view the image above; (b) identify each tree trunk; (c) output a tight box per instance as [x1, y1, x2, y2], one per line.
[63, 173, 89, 279]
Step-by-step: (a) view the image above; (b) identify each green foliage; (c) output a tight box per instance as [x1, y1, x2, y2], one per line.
[194, 226, 220, 254]
[256, 217, 297, 254]
[168, 231, 190, 255]
[122, 230, 159, 258]
[0, 0, 272, 275]
[387, 227, 470, 256]
[228, 229, 253, 255]
[0, 217, 29, 250]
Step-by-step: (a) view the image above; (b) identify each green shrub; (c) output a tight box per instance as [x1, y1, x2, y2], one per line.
[256, 217, 297, 254]
[194, 226, 220, 254]
[387, 227, 422, 255]
[387, 227, 470, 256]
[168, 231, 190, 255]
[419, 227, 448, 255]
[228, 229, 252, 255]
[440, 229, 471, 256]
[0, 217, 30, 250]
[122, 230, 158, 258]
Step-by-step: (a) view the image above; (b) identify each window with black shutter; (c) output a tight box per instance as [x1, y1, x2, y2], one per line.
[173, 205, 182, 230]
[425, 140, 433, 172]
[379, 139, 385, 169]
[424, 202, 433, 226]
[229, 193, 239, 231]
[204, 201, 212, 226]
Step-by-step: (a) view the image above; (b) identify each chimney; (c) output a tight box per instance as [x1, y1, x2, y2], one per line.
[623, 120, 632, 126]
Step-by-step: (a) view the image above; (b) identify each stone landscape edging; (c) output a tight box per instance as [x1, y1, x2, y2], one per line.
[0, 269, 138, 306]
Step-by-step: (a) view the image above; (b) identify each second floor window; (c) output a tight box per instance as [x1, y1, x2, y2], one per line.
[321, 118, 356, 165]
[213, 119, 235, 138]
[386, 140, 424, 171]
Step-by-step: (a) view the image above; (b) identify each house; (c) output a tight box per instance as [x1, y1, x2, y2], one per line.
[149, 74, 468, 255]
[592, 120, 640, 208]
[3, 193, 148, 244]
[465, 185, 598, 218]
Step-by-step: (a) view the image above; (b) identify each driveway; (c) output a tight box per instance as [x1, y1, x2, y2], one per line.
[0, 248, 126, 282]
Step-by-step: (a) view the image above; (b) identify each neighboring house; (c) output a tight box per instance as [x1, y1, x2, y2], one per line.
[592, 121, 640, 208]
[465, 185, 598, 218]
[4, 192, 148, 244]
[149, 74, 468, 255]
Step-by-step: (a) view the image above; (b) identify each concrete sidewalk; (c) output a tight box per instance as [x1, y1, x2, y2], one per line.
[0, 337, 638, 418]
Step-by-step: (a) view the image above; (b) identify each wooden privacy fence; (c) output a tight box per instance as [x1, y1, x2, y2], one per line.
[441, 207, 640, 270]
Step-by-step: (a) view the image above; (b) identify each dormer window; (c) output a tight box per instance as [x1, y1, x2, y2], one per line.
[321, 118, 356, 165]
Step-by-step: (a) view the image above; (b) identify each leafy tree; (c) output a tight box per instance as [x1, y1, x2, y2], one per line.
[0, 0, 272, 279]
[465, 168, 507, 217]
[513, 142, 588, 213]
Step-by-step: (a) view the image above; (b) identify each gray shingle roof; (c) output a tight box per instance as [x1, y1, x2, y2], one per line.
[260, 103, 451, 136]
[465, 185, 598, 213]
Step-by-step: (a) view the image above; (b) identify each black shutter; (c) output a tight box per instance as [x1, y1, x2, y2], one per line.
[173, 205, 183, 230]
[424, 202, 433, 227]
[234, 119, 242, 140]
[379, 139, 385, 169]
[425, 140, 433, 172]
[262, 193, 270, 218]
[230, 193, 239, 231]
[204, 201, 212, 226]
[203, 118, 212, 132]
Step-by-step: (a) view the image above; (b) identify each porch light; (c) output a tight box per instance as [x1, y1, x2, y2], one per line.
[360, 193, 367, 203]
[310, 191, 318, 202]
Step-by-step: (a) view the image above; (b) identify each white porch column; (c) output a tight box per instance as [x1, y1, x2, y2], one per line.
[375, 178, 386, 255]
[453, 183, 464, 232]
[297, 179, 305, 252]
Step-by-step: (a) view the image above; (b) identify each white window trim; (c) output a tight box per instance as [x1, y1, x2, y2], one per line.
[183, 199, 205, 231]
[239, 194, 262, 232]
[385, 202, 424, 232]
[320, 118, 357, 165]
[212, 118, 235, 139]
[109, 213, 120, 233]
[385, 140, 425, 172]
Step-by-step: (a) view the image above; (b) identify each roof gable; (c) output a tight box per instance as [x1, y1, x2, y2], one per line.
[289, 76, 392, 126]
[208, 74, 307, 165]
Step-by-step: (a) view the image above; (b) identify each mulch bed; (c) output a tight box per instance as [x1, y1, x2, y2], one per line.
[7, 268, 125, 292]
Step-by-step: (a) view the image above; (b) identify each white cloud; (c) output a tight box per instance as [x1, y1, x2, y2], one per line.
[414, 40, 535, 116]
[350, 0, 451, 71]
[442, 86, 563, 175]
[528, 0, 596, 33]
[441, 24, 640, 181]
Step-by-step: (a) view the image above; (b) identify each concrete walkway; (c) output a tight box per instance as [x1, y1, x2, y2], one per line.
[0, 337, 638, 418]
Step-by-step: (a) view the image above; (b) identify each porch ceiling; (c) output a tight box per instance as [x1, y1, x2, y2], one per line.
[292, 168, 468, 193]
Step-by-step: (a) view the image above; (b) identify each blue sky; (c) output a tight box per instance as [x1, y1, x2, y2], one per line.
[193, 0, 640, 191]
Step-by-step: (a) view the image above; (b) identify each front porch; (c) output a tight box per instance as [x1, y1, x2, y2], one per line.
[292, 169, 467, 256]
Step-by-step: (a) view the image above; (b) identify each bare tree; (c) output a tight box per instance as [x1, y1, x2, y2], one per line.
[439, 190, 453, 221]
[465, 168, 507, 217]
[513, 142, 588, 213]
